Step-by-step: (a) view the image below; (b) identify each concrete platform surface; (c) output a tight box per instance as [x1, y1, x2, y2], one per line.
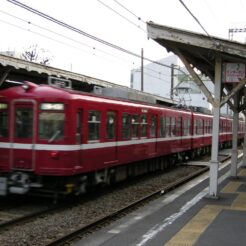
[73, 159, 246, 246]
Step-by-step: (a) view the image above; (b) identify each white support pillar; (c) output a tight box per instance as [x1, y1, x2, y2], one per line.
[231, 94, 239, 177]
[209, 58, 222, 198]
[243, 116, 246, 167]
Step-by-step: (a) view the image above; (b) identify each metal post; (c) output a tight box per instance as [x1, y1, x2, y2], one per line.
[170, 64, 174, 100]
[209, 58, 222, 198]
[231, 93, 239, 177]
[141, 48, 144, 92]
[243, 115, 246, 167]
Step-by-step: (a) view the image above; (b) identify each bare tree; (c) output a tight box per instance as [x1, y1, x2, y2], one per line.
[21, 44, 52, 65]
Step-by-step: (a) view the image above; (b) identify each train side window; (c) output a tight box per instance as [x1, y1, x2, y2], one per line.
[183, 119, 188, 136]
[204, 120, 208, 134]
[200, 119, 204, 134]
[194, 119, 202, 135]
[88, 111, 101, 141]
[106, 112, 115, 140]
[166, 117, 170, 137]
[150, 115, 156, 137]
[197, 119, 202, 135]
[176, 117, 181, 136]
[187, 118, 191, 135]
[15, 108, 33, 138]
[39, 112, 64, 140]
[132, 115, 139, 138]
[140, 114, 147, 138]
[122, 113, 131, 139]
[194, 120, 197, 135]
[171, 117, 176, 136]
[160, 116, 165, 137]
[0, 111, 8, 138]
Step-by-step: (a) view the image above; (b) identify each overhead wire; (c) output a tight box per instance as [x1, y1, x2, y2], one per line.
[1, 12, 173, 82]
[112, 0, 146, 24]
[7, 0, 187, 75]
[96, 0, 146, 33]
[1, 10, 137, 63]
[179, 0, 211, 37]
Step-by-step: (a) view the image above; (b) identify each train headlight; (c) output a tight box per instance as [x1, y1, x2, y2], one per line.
[0, 103, 7, 109]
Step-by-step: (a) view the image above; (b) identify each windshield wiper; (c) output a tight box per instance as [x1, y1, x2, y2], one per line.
[48, 130, 61, 143]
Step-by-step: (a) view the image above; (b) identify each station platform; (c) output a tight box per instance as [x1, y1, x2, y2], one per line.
[74, 152, 245, 246]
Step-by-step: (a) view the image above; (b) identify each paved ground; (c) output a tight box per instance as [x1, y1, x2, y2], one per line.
[74, 156, 245, 246]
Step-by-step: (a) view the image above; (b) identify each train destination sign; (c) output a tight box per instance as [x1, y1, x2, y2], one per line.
[223, 63, 246, 83]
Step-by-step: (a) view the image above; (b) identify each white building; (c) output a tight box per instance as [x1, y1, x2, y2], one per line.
[130, 55, 178, 98]
[131, 55, 231, 115]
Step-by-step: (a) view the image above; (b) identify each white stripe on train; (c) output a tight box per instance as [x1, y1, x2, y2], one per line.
[0, 132, 232, 151]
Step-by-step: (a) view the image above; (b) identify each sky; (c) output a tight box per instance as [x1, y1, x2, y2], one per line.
[0, 0, 246, 87]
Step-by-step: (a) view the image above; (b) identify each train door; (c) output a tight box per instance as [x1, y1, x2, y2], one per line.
[76, 110, 83, 166]
[10, 100, 36, 171]
[149, 114, 157, 155]
[104, 111, 118, 165]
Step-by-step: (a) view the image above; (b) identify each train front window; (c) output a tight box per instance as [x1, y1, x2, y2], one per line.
[39, 112, 64, 141]
[0, 111, 8, 138]
[15, 108, 33, 138]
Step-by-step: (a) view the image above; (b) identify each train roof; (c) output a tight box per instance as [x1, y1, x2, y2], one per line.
[0, 81, 194, 115]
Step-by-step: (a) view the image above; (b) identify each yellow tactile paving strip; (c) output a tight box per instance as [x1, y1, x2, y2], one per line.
[165, 205, 222, 246]
[164, 169, 246, 246]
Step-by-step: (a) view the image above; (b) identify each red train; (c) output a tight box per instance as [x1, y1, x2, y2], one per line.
[0, 81, 244, 196]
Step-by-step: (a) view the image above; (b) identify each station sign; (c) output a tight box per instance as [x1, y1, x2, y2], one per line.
[223, 63, 246, 83]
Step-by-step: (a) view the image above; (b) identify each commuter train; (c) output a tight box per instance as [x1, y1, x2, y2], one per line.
[0, 81, 244, 196]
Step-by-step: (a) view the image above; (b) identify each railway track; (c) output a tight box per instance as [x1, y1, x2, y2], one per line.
[0, 204, 61, 233]
[0, 152, 234, 246]
[46, 165, 209, 246]
[45, 153, 234, 246]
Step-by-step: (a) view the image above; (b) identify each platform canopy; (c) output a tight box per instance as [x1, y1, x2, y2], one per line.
[147, 22, 246, 198]
[147, 22, 246, 112]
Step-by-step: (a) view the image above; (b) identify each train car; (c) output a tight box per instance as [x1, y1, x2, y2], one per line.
[191, 112, 213, 157]
[0, 81, 243, 197]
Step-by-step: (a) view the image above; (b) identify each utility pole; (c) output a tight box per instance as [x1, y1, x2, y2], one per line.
[170, 64, 174, 100]
[141, 48, 144, 91]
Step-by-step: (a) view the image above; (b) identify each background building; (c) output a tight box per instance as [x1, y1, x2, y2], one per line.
[130, 55, 178, 98]
[131, 54, 232, 115]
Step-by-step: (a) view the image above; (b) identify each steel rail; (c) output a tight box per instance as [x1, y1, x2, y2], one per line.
[46, 165, 210, 246]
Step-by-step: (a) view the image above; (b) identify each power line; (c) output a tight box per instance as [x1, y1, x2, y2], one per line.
[96, 0, 146, 33]
[1, 9, 174, 79]
[1, 14, 172, 81]
[112, 0, 146, 24]
[179, 0, 211, 38]
[1, 9, 141, 65]
[7, 0, 187, 75]
[7, 0, 142, 59]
